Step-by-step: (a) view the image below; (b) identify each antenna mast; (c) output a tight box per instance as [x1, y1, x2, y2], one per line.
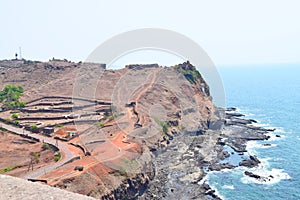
[19, 47, 22, 59]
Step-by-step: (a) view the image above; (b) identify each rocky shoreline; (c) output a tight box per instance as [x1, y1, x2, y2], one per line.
[139, 107, 276, 200]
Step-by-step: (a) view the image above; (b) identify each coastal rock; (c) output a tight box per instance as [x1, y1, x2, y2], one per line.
[239, 155, 261, 168]
[209, 163, 235, 171]
[244, 171, 261, 179]
[226, 107, 237, 112]
[244, 171, 275, 182]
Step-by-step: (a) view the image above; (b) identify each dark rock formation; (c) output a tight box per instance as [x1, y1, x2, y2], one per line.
[244, 171, 275, 182]
[239, 155, 261, 168]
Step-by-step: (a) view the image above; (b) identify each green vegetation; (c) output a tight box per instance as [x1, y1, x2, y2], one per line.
[98, 123, 105, 128]
[174, 64, 202, 84]
[154, 118, 170, 136]
[30, 125, 38, 133]
[0, 85, 26, 110]
[0, 127, 7, 132]
[12, 113, 18, 119]
[181, 69, 201, 84]
[0, 165, 21, 173]
[4, 118, 11, 123]
[32, 152, 40, 163]
[23, 59, 41, 65]
[55, 123, 64, 128]
[54, 152, 61, 162]
[42, 142, 50, 150]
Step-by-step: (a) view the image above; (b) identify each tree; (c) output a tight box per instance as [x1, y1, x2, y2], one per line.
[0, 85, 25, 110]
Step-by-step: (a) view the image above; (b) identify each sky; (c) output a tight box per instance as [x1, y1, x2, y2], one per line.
[1, 0, 300, 66]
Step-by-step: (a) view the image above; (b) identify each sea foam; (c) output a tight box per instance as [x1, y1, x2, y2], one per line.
[241, 158, 291, 185]
[222, 185, 235, 190]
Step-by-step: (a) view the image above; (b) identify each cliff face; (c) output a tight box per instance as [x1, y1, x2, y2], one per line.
[0, 59, 219, 199]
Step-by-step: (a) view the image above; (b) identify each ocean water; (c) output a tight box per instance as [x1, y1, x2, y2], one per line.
[206, 65, 300, 200]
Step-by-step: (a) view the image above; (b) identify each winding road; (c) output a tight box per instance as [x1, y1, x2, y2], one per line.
[0, 122, 78, 179]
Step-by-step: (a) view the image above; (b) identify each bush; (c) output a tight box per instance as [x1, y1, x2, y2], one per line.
[32, 152, 40, 163]
[98, 123, 105, 128]
[0, 165, 21, 173]
[42, 142, 50, 150]
[30, 125, 38, 133]
[12, 113, 18, 119]
[54, 152, 61, 162]
[55, 124, 64, 128]
[155, 118, 170, 136]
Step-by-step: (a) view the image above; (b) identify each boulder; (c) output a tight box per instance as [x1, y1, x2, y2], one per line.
[244, 171, 261, 179]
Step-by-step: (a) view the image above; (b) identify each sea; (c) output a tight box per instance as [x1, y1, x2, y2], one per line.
[205, 64, 300, 200]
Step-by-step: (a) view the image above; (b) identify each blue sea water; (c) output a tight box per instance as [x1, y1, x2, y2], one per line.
[206, 65, 300, 200]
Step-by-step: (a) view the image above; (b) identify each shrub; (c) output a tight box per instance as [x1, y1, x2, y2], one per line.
[55, 124, 64, 128]
[155, 118, 170, 136]
[0, 165, 21, 173]
[32, 152, 40, 163]
[12, 113, 18, 119]
[30, 125, 38, 133]
[98, 123, 105, 128]
[42, 142, 50, 150]
[54, 152, 61, 162]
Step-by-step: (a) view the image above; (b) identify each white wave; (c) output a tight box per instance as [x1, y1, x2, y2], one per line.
[265, 132, 285, 141]
[243, 112, 255, 117]
[198, 173, 227, 200]
[220, 168, 234, 173]
[246, 141, 259, 154]
[274, 127, 286, 133]
[228, 107, 255, 117]
[273, 157, 285, 162]
[207, 182, 227, 200]
[252, 122, 270, 127]
[198, 174, 208, 185]
[241, 168, 291, 185]
[246, 140, 277, 154]
[223, 185, 235, 190]
[260, 144, 278, 149]
[241, 158, 291, 185]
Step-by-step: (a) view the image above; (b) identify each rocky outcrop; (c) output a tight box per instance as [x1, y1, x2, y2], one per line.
[244, 171, 274, 182]
[101, 173, 150, 200]
[239, 155, 261, 168]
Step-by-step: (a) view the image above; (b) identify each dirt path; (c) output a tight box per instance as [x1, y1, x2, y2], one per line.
[0, 122, 79, 179]
[133, 69, 159, 104]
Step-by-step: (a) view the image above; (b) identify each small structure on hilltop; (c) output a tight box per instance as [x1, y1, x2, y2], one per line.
[43, 127, 54, 136]
[99, 63, 106, 69]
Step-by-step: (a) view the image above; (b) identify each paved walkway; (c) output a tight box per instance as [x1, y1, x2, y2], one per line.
[0, 122, 78, 179]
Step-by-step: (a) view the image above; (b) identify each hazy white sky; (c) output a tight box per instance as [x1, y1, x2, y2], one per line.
[1, 0, 300, 66]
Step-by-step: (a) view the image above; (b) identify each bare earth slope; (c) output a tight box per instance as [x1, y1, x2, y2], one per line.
[0, 59, 273, 200]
